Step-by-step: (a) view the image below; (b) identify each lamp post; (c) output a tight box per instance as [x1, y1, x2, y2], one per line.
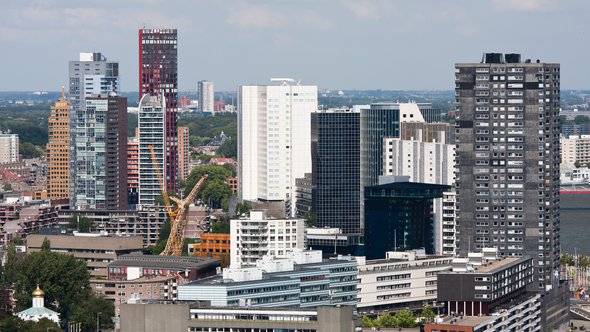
[96, 312, 102, 332]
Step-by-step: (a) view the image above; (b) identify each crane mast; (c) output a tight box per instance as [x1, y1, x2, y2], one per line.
[149, 145, 208, 256]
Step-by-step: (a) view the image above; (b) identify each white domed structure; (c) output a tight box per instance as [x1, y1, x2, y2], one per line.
[16, 284, 59, 324]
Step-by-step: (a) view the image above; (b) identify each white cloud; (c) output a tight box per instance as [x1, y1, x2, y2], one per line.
[226, 4, 287, 29]
[491, 0, 556, 12]
[342, 0, 396, 20]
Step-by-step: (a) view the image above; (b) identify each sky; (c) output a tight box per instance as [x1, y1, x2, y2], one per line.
[1, 0, 589, 91]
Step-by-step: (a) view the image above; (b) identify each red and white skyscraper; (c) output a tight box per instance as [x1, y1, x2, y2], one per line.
[139, 28, 178, 190]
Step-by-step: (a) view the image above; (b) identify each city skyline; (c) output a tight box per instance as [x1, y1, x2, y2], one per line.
[1, 0, 589, 91]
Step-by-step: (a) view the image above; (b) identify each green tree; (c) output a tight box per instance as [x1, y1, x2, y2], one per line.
[1, 243, 19, 284]
[0, 316, 61, 332]
[575, 115, 590, 125]
[222, 162, 237, 177]
[41, 237, 51, 251]
[13, 249, 92, 320]
[70, 295, 115, 331]
[303, 210, 316, 228]
[67, 215, 96, 233]
[184, 165, 233, 209]
[560, 253, 575, 266]
[378, 312, 396, 328]
[420, 305, 436, 323]
[0, 286, 12, 320]
[201, 180, 232, 210]
[393, 309, 417, 328]
[189, 135, 210, 147]
[361, 316, 375, 328]
[19, 142, 43, 159]
[217, 136, 237, 158]
[2, 182, 12, 191]
[575, 160, 582, 168]
[148, 216, 171, 255]
[235, 202, 251, 216]
[211, 216, 230, 234]
[198, 154, 212, 164]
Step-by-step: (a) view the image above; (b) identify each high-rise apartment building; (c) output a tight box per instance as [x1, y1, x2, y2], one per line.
[455, 53, 560, 291]
[229, 210, 305, 268]
[238, 79, 317, 217]
[139, 28, 178, 190]
[198, 80, 214, 113]
[560, 134, 590, 166]
[0, 134, 19, 164]
[137, 95, 166, 206]
[69, 52, 119, 201]
[178, 126, 190, 180]
[314, 108, 361, 239]
[69, 52, 119, 115]
[47, 89, 70, 200]
[440, 192, 457, 255]
[127, 137, 139, 207]
[74, 95, 128, 210]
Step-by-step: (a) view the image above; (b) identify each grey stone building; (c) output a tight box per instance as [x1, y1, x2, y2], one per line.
[454, 53, 560, 292]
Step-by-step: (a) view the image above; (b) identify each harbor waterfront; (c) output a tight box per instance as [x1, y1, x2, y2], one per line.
[561, 192, 590, 255]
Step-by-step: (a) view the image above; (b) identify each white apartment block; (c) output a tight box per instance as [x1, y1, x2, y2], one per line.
[230, 210, 305, 268]
[0, 134, 19, 164]
[238, 79, 317, 217]
[356, 250, 452, 311]
[137, 95, 166, 206]
[383, 137, 455, 185]
[561, 135, 590, 166]
[440, 192, 456, 256]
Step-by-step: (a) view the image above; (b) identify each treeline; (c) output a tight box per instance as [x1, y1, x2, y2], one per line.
[361, 307, 436, 329]
[0, 239, 114, 331]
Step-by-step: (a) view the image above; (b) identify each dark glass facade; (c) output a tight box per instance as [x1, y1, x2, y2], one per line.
[315, 110, 361, 235]
[139, 28, 178, 190]
[364, 182, 450, 260]
[361, 105, 401, 190]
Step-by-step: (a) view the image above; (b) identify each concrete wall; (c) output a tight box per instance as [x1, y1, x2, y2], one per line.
[120, 303, 189, 332]
[317, 306, 356, 332]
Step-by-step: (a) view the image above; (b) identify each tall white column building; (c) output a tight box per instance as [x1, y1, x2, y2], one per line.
[138, 94, 166, 206]
[238, 79, 317, 217]
[383, 137, 455, 185]
[198, 80, 214, 113]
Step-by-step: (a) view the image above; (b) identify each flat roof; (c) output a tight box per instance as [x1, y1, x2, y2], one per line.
[27, 234, 144, 250]
[365, 255, 452, 266]
[183, 274, 293, 287]
[472, 257, 526, 273]
[437, 315, 492, 327]
[108, 254, 220, 270]
[367, 182, 451, 191]
[91, 275, 173, 283]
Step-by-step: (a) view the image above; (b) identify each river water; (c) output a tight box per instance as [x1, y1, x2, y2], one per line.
[561, 193, 590, 255]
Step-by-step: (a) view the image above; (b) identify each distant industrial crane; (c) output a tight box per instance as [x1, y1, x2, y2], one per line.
[149, 145, 208, 256]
